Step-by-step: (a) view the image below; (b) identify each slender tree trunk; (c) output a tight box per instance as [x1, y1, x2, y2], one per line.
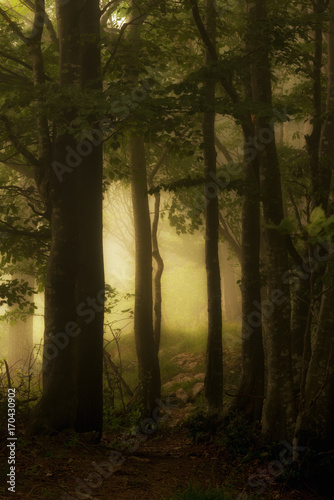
[130, 135, 161, 414]
[305, 0, 330, 213]
[294, 252, 334, 450]
[203, 0, 223, 413]
[151, 191, 164, 352]
[294, 0, 334, 451]
[290, 271, 311, 393]
[247, 0, 294, 440]
[123, 0, 161, 415]
[148, 149, 168, 354]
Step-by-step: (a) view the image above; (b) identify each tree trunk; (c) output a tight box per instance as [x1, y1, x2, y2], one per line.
[290, 271, 311, 393]
[130, 135, 161, 414]
[233, 121, 264, 423]
[203, 0, 223, 413]
[75, 0, 104, 435]
[220, 244, 240, 321]
[27, 0, 104, 436]
[294, 252, 334, 450]
[152, 191, 164, 352]
[294, 0, 334, 451]
[247, 0, 294, 440]
[148, 149, 168, 354]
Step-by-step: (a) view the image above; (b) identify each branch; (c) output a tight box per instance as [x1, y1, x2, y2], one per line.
[20, 0, 57, 45]
[219, 213, 241, 262]
[0, 6, 28, 44]
[0, 221, 50, 239]
[0, 65, 32, 84]
[100, 0, 122, 19]
[148, 147, 169, 186]
[0, 115, 40, 168]
[0, 51, 33, 70]
[103, 12, 149, 75]
[287, 187, 304, 233]
[148, 176, 243, 195]
[215, 136, 233, 163]
[188, 0, 239, 103]
[0, 161, 34, 179]
[286, 235, 305, 267]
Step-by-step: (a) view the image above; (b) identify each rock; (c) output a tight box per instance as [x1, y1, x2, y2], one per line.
[162, 381, 174, 390]
[175, 388, 188, 403]
[194, 373, 205, 381]
[192, 382, 204, 398]
[172, 373, 192, 383]
[187, 361, 198, 370]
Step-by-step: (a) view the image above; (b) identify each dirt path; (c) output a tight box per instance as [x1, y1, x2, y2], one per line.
[1, 407, 328, 499]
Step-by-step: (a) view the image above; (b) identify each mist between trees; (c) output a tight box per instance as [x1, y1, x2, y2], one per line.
[1, 0, 334, 498]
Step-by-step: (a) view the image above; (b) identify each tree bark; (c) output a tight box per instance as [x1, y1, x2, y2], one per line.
[130, 135, 161, 414]
[294, 0, 334, 451]
[75, 0, 104, 435]
[148, 149, 168, 354]
[203, 0, 223, 413]
[27, 0, 104, 436]
[294, 252, 334, 450]
[151, 191, 164, 352]
[234, 120, 264, 423]
[247, 0, 294, 440]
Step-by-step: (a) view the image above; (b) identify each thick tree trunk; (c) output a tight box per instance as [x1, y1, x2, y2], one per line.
[203, 0, 223, 413]
[247, 0, 294, 440]
[233, 124, 264, 423]
[130, 135, 161, 414]
[27, 0, 81, 434]
[28, 0, 104, 436]
[75, 0, 104, 435]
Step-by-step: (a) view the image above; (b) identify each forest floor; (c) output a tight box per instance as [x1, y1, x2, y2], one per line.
[1, 336, 331, 500]
[0, 401, 330, 500]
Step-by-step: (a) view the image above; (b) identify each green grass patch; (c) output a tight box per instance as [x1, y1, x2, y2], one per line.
[164, 484, 256, 499]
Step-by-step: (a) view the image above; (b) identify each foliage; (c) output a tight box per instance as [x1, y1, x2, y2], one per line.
[308, 207, 334, 241]
[0, 279, 35, 310]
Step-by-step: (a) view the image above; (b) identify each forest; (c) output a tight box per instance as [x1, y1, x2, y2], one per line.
[0, 0, 334, 498]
